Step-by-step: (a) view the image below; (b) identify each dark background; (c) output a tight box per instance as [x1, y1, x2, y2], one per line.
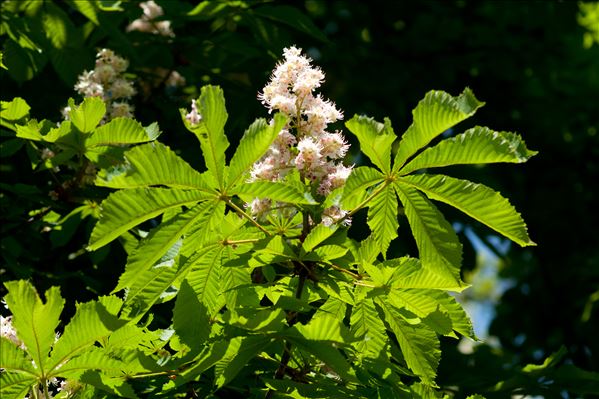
[1, 1, 598, 397]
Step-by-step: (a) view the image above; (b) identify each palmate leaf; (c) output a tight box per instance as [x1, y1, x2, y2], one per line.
[47, 298, 126, 373]
[350, 298, 388, 359]
[85, 118, 160, 148]
[227, 113, 287, 188]
[377, 301, 440, 386]
[181, 85, 229, 188]
[89, 188, 215, 250]
[400, 174, 535, 246]
[345, 116, 396, 173]
[399, 126, 538, 175]
[393, 88, 484, 171]
[233, 180, 317, 204]
[68, 97, 106, 133]
[367, 184, 399, 255]
[394, 183, 466, 290]
[96, 141, 214, 190]
[114, 201, 215, 292]
[3, 280, 64, 375]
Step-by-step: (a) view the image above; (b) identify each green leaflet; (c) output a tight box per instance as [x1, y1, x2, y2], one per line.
[214, 336, 274, 388]
[96, 141, 214, 190]
[47, 298, 126, 373]
[181, 85, 229, 188]
[378, 301, 440, 386]
[85, 118, 160, 148]
[0, 337, 36, 375]
[185, 245, 228, 316]
[1, 97, 30, 121]
[350, 298, 388, 359]
[382, 257, 469, 292]
[120, 239, 185, 320]
[302, 223, 338, 252]
[345, 116, 396, 173]
[233, 180, 317, 204]
[296, 297, 349, 342]
[227, 113, 287, 188]
[114, 202, 215, 292]
[88, 187, 215, 250]
[393, 88, 484, 171]
[341, 166, 384, 209]
[399, 174, 535, 246]
[394, 183, 466, 290]
[289, 338, 359, 384]
[399, 126, 537, 175]
[367, 183, 399, 256]
[0, 371, 36, 399]
[3, 281, 64, 375]
[68, 97, 106, 133]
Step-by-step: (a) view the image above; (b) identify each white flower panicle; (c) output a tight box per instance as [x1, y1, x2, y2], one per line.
[127, 0, 175, 38]
[69, 49, 136, 122]
[248, 46, 353, 225]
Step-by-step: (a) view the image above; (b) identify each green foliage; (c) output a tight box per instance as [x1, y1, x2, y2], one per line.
[2, 78, 540, 397]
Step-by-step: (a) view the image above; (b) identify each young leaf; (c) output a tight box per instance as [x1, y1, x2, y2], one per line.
[89, 188, 215, 250]
[227, 113, 287, 188]
[393, 88, 484, 171]
[400, 174, 535, 246]
[378, 301, 440, 386]
[181, 85, 229, 188]
[345, 116, 396, 173]
[96, 142, 214, 191]
[3, 281, 64, 375]
[68, 97, 106, 133]
[367, 184, 399, 255]
[233, 180, 317, 204]
[85, 117, 159, 148]
[394, 183, 466, 290]
[114, 202, 215, 292]
[399, 126, 537, 175]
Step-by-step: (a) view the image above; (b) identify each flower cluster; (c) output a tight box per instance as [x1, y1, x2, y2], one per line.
[127, 0, 175, 38]
[69, 49, 136, 121]
[248, 47, 353, 226]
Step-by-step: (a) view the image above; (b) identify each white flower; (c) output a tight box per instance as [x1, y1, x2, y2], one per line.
[127, 1, 175, 37]
[318, 164, 353, 195]
[295, 137, 323, 171]
[185, 99, 202, 125]
[319, 131, 349, 159]
[109, 78, 136, 99]
[247, 198, 272, 218]
[109, 102, 134, 119]
[1, 315, 26, 350]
